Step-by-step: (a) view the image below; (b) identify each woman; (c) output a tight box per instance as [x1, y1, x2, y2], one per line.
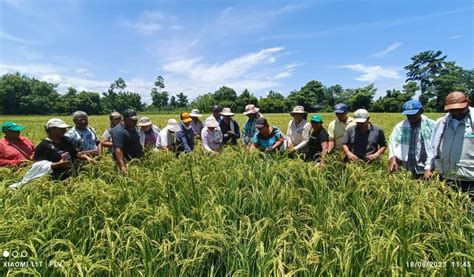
[307, 114, 329, 164]
[242, 104, 262, 145]
[219, 107, 240, 145]
[201, 117, 222, 153]
[138, 117, 160, 149]
[286, 106, 311, 159]
[250, 118, 285, 152]
[190, 109, 204, 139]
[34, 118, 92, 180]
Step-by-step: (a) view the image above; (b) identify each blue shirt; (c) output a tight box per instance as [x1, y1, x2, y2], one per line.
[252, 126, 284, 151]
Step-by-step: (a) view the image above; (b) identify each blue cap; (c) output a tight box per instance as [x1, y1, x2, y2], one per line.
[402, 99, 422, 115]
[334, 103, 348, 113]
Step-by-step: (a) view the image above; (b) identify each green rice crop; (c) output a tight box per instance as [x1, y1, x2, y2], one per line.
[0, 113, 472, 275]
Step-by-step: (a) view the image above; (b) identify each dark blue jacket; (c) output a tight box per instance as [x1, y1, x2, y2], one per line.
[176, 122, 195, 153]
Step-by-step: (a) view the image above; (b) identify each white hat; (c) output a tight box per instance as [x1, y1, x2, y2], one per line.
[45, 118, 71, 129]
[138, 117, 153, 127]
[166, 119, 180, 132]
[205, 117, 219, 128]
[190, 109, 203, 118]
[354, 109, 370, 123]
[220, 107, 235, 116]
[290, 106, 307, 114]
[243, 104, 260, 115]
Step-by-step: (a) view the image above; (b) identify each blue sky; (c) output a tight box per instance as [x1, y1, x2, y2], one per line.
[0, 0, 472, 103]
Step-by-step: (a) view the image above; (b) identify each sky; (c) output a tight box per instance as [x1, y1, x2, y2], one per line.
[0, 0, 473, 103]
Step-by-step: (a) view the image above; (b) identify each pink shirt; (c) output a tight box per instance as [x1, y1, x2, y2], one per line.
[0, 137, 35, 166]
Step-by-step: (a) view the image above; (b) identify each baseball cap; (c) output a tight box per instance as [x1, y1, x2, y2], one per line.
[255, 117, 268, 128]
[110, 112, 122, 120]
[353, 109, 370, 123]
[211, 105, 221, 112]
[181, 112, 192, 123]
[402, 99, 423, 115]
[310, 114, 323, 123]
[122, 109, 139, 120]
[334, 103, 348, 114]
[45, 118, 71, 129]
[444, 91, 468, 111]
[2, 121, 25, 132]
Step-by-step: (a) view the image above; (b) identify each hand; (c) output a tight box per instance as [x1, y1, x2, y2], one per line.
[120, 165, 127, 175]
[227, 131, 234, 137]
[56, 159, 72, 168]
[366, 153, 380, 162]
[346, 152, 360, 161]
[19, 159, 32, 167]
[423, 170, 433, 180]
[287, 146, 295, 153]
[265, 147, 274, 153]
[388, 158, 399, 173]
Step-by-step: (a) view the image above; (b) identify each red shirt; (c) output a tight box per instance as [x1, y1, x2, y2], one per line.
[0, 137, 35, 166]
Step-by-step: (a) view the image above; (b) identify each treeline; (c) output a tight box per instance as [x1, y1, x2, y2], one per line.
[0, 50, 472, 115]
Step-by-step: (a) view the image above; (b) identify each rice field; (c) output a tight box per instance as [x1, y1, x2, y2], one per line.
[0, 113, 472, 275]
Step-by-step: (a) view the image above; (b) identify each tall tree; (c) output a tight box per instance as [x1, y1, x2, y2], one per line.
[169, 95, 177, 107]
[404, 50, 447, 104]
[176, 92, 188, 107]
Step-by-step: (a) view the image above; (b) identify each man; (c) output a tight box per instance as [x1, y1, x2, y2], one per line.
[0, 121, 35, 166]
[307, 115, 329, 163]
[426, 91, 474, 194]
[219, 107, 240, 145]
[201, 117, 222, 153]
[176, 112, 195, 155]
[190, 109, 204, 139]
[250, 118, 285, 152]
[111, 109, 144, 174]
[242, 104, 262, 145]
[101, 112, 122, 150]
[388, 100, 435, 178]
[156, 119, 180, 152]
[342, 109, 386, 162]
[65, 111, 100, 156]
[211, 105, 222, 122]
[327, 103, 355, 152]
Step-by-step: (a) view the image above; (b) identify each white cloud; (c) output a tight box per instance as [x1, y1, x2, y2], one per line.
[0, 31, 35, 45]
[76, 68, 94, 77]
[372, 42, 402, 57]
[161, 47, 297, 98]
[448, 35, 463, 39]
[122, 10, 181, 34]
[341, 64, 401, 82]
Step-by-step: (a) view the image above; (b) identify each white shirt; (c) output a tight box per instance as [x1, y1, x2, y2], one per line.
[201, 126, 222, 152]
[156, 127, 176, 149]
[286, 119, 311, 152]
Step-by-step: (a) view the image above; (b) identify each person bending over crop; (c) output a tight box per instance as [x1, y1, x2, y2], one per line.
[111, 109, 144, 174]
[156, 119, 181, 152]
[307, 115, 329, 164]
[176, 112, 195, 155]
[250, 118, 285, 153]
[201, 117, 222, 153]
[342, 109, 386, 162]
[220, 108, 240, 145]
[388, 100, 435, 178]
[34, 118, 92, 180]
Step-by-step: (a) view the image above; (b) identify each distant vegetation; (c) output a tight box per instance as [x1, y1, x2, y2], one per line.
[0, 50, 472, 115]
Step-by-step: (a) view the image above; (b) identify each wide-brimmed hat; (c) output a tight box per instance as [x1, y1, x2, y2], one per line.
[138, 117, 153, 127]
[181, 112, 193, 123]
[290, 106, 307, 115]
[2, 121, 25, 133]
[110, 112, 122, 120]
[444, 91, 469, 111]
[243, 104, 260, 115]
[190, 109, 203, 118]
[45, 118, 71, 129]
[166, 119, 180, 132]
[220, 107, 235, 116]
[205, 117, 219, 128]
[354, 109, 370, 123]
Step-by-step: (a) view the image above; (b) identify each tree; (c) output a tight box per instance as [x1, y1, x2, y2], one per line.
[213, 86, 238, 111]
[169, 95, 177, 107]
[103, 78, 143, 112]
[259, 97, 287, 113]
[154, 75, 165, 92]
[287, 80, 325, 112]
[404, 50, 447, 104]
[345, 84, 376, 110]
[176, 92, 188, 107]
[191, 93, 216, 112]
[151, 89, 169, 109]
[235, 89, 258, 112]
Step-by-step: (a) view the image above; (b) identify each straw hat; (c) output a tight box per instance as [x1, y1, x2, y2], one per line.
[290, 106, 307, 114]
[220, 107, 235, 116]
[243, 104, 260, 115]
[190, 109, 203, 117]
[138, 117, 153, 127]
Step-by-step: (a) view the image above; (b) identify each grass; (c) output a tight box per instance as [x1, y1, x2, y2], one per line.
[0, 113, 472, 275]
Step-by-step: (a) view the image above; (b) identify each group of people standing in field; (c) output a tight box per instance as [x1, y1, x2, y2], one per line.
[1, 91, 473, 197]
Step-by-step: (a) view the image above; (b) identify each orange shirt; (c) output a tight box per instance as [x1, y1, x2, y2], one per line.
[0, 137, 35, 166]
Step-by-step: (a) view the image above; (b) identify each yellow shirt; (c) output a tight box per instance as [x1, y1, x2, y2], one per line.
[327, 116, 355, 150]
